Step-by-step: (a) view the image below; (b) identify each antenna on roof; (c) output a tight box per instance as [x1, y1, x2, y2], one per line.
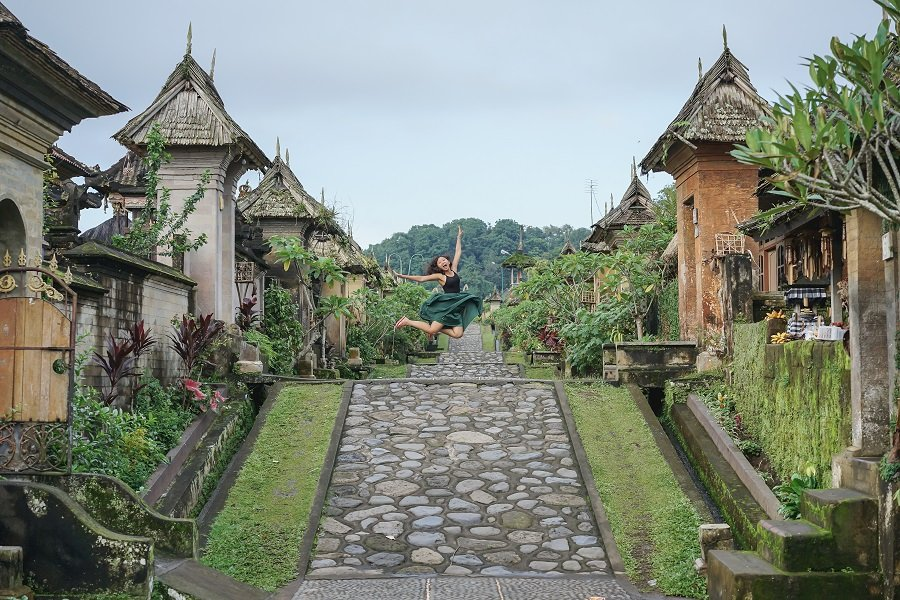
[186, 23, 192, 56]
[209, 48, 216, 80]
[586, 178, 597, 223]
[698, 57, 703, 80]
[285, 148, 290, 166]
[275, 137, 281, 160]
[722, 24, 728, 51]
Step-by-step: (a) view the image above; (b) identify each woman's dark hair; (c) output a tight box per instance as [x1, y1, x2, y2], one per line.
[425, 255, 452, 275]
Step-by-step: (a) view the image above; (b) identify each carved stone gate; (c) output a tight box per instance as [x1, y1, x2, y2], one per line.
[0, 252, 76, 472]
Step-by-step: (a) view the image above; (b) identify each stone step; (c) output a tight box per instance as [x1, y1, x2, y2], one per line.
[156, 557, 269, 600]
[800, 487, 878, 570]
[706, 550, 881, 600]
[755, 519, 835, 572]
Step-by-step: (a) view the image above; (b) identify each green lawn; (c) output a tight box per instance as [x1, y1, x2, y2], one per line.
[480, 323, 495, 351]
[525, 365, 557, 379]
[566, 383, 707, 598]
[368, 364, 408, 378]
[201, 384, 343, 591]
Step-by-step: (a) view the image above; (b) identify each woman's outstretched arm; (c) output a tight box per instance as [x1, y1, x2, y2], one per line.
[451, 225, 462, 272]
[397, 272, 444, 284]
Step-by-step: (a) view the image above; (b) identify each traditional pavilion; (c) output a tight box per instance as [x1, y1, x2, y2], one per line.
[582, 163, 656, 254]
[640, 31, 770, 346]
[238, 142, 370, 360]
[0, 2, 126, 261]
[112, 27, 269, 324]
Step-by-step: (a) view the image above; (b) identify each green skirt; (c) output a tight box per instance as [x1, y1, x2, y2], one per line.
[419, 293, 483, 329]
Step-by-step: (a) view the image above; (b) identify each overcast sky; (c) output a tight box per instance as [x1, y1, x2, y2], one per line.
[8, 0, 882, 247]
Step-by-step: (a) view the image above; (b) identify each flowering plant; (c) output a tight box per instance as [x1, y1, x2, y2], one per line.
[181, 378, 224, 412]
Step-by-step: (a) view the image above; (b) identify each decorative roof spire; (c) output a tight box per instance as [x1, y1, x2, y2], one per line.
[209, 48, 216, 81]
[608, 193, 613, 214]
[275, 137, 281, 160]
[722, 24, 728, 51]
[517, 224, 524, 252]
[698, 57, 703, 80]
[285, 148, 290, 166]
[186, 22, 192, 56]
[631, 157, 637, 179]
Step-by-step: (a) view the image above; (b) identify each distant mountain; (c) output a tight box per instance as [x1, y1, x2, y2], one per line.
[365, 218, 591, 298]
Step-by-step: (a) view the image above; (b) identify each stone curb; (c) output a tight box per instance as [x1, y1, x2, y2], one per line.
[274, 380, 355, 600]
[553, 381, 631, 583]
[686, 393, 780, 518]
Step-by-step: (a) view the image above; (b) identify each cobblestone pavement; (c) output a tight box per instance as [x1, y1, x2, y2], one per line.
[409, 363, 522, 379]
[295, 325, 639, 599]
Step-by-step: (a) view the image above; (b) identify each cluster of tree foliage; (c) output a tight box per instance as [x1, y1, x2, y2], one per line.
[487, 186, 676, 372]
[366, 219, 591, 299]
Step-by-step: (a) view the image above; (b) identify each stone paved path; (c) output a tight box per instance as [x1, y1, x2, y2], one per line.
[294, 325, 638, 599]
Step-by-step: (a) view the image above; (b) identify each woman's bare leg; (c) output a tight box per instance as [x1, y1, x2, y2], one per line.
[396, 317, 444, 335]
[439, 326, 464, 339]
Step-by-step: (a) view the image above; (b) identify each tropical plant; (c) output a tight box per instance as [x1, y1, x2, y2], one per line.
[732, 0, 900, 225]
[169, 313, 225, 377]
[92, 333, 137, 406]
[235, 286, 260, 332]
[346, 283, 430, 361]
[111, 122, 210, 257]
[261, 284, 304, 375]
[773, 465, 821, 519]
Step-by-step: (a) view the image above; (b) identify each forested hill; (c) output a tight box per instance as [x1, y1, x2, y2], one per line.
[365, 218, 591, 298]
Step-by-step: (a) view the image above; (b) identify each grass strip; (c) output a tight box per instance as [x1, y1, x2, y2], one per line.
[201, 384, 342, 591]
[481, 323, 495, 351]
[525, 365, 557, 379]
[566, 383, 707, 599]
[368, 364, 408, 379]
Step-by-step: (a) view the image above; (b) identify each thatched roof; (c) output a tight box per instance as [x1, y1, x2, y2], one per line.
[559, 240, 578, 255]
[114, 51, 268, 169]
[238, 153, 320, 220]
[582, 168, 656, 251]
[80, 214, 130, 244]
[312, 235, 370, 273]
[640, 44, 770, 174]
[485, 289, 502, 302]
[0, 2, 127, 119]
[500, 251, 536, 270]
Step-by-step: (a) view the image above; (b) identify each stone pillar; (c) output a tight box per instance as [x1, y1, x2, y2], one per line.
[846, 209, 891, 455]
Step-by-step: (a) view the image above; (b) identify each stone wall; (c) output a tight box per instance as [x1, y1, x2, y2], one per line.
[71, 260, 193, 390]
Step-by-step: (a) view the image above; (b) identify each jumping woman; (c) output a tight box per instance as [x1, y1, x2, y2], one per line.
[394, 225, 483, 339]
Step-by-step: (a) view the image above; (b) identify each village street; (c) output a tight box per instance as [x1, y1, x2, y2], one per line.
[290, 325, 640, 599]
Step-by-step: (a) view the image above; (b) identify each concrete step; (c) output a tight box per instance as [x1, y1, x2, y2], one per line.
[801, 487, 878, 570]
[755, 519, 835, 571]
[156, 557, 270, 600]
[707, 550, 881, 600]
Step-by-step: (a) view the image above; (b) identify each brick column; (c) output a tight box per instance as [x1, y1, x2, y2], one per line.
[846, 209, 891, 455]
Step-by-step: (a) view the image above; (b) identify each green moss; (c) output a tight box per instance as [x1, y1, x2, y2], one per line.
[201, 384, 342, 590]
[730, 322, 851, 481]
[566, 383, 707, 598]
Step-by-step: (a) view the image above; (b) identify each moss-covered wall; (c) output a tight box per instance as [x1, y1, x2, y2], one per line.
[731, 321, 851, 480]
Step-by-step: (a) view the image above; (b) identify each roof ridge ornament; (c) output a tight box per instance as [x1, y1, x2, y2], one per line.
[186, 22, 192, 56]
[209, 48, 216, 81]
[698, 57, 703, 80]
[631, 157, 637, 179]
[722, 24, 728, 51]
[275, 137, 281, 160]
[285, 148, 290, 166]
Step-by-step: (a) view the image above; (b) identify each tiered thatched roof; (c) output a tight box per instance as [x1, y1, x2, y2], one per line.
[640, 40, 770, 173]
[238, 149, 320, 221]
[114, 42, 268, 170]
[582, 167, 656, 252]
[559, 240, 578, 255]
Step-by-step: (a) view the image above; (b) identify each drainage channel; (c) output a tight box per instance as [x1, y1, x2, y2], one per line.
[643, 387, 724, 525]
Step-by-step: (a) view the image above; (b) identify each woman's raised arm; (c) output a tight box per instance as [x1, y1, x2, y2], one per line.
[451, 225, 462, 272]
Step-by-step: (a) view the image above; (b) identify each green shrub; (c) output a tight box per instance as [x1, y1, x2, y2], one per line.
[263, 283, 304, 374]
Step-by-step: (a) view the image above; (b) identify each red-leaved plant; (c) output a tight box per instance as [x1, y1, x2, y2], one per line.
[169, 313, 224, 376]
[92, 320, 156, 406]
[235, 286, 259, 332]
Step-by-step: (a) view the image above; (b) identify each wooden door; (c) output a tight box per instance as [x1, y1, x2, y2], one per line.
[0, 297, 70, 422]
